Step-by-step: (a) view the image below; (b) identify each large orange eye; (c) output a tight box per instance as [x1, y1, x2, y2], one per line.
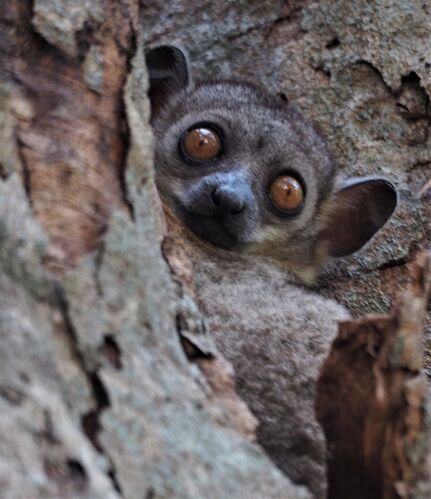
[269, 174, 304, 213]
[181, 126, 222, 161]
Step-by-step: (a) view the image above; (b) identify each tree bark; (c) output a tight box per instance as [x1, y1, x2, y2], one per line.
[1, 1, 430, 498]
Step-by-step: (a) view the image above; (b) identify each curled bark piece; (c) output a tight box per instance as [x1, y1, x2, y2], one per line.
[316, 251, 431, 499]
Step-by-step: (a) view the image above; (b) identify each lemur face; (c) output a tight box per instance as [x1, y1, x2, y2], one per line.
[147, 46, 397, 270]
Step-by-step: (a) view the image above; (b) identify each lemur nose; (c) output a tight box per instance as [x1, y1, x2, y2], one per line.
[211, 185, 246, 215]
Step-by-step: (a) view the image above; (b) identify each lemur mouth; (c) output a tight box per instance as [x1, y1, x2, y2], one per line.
[183, 212, 240, 249]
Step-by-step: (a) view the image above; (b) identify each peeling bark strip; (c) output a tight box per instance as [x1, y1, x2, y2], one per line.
[2, 0, 137, 270]
[316, 252, 431, 499]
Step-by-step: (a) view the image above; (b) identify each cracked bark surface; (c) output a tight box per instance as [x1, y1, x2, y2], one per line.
[1, 1, 430, 498]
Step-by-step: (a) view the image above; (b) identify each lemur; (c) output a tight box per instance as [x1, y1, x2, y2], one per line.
[146, 45, 397, 498]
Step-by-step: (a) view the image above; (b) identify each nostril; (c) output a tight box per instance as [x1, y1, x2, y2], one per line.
[211, 187, 222, 207]
[229, 201, 245, 215]
[211, 186, 245, 215]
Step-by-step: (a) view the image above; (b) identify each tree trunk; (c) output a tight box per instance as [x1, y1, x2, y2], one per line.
[1, 1, 430, 498]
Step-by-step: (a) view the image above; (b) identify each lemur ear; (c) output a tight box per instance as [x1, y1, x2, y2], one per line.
[145, 45, 191, 116]
[324, 177, 397, 257]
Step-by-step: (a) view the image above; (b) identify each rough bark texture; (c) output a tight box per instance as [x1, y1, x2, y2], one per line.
[6, 0, 133, 269]
[1, 1, 430, 498]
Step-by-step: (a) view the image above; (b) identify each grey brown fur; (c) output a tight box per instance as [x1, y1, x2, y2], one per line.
[191, 240, 349, 497]
[146, 45, 397, 498]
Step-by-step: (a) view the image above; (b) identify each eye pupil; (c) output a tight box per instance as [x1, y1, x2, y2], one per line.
[182, 126, 221, 161]
[269, 175, 304, 213]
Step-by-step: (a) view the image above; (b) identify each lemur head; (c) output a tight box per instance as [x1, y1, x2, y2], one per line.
[147, 45, 397, 280]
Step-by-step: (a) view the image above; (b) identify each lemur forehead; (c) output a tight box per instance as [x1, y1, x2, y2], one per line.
[156, 81, 270, 129]
[190, 81, 280, 109]
[188, 83, 335, 174]
[173, 82, 326, 141]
